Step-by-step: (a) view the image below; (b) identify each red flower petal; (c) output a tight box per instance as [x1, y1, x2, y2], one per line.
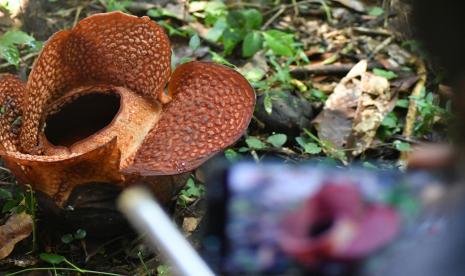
[21, 12, 171, 152]
[124, 61, 255, 175]
[0, 74, 25, 151]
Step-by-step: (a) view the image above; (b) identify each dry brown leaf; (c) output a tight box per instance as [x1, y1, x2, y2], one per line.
[0, 212, 33, 259]
[313, 60, 395, 156]
[182, 217, 200, 236]
[314, 60, 367, 149]
[349, 72, 395, 155]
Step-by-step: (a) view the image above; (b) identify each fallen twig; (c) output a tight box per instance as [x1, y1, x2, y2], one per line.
[290, 61, 395, 77]
[352, 27, 392, 37]
[262, 5, 286, 30]
[369, 36, 394, 59]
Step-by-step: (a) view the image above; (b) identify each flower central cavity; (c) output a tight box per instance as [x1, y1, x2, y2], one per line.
[44, 93, 121, 147]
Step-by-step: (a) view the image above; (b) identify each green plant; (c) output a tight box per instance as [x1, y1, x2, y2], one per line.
[224, 148, 241, 162]
[378, 111, 403, 140]
[156, 265, 171, 276]
[309, 88, 328, 103]
[266, 133, 287, 148]
[4, 253, 123, 276]
[61, 229, 87, 244]
[368, 6, 384, 17]
[137, 251, 150, 275]
[1, 186, 26, 214]
[411, 89, 451, 136]
[101, 0, 132, 12]
[192, 3, 296, 57]
[253, 56, 296, 114]
[300, 129, 347, 163]
[295, 136, 322, 154]
[245, 136, 266, 150]
[0, 30, 41, 67]
[393, 140, 412, 152]
[372, 68, 398, 80]
[177, 178, 205, 208]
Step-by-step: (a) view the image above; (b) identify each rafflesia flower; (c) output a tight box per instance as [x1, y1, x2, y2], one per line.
[278, 184, 400, 265]
[0, 12, 255, 209]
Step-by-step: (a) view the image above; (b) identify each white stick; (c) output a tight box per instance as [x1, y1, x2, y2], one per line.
[118, 186, 215, 276]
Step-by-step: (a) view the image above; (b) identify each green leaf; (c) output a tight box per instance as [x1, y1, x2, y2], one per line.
[381, 112, 398, 128]
[74, 229, 87, 240]
[204, 1, 226, 15]
[157, 265, 171, 276]
[0, 45, 20, 66]
[393, 140, 412, 152]
[2, 200, 18, 213]
[189, 34, 201, 51]
[182, 178, 204, 198]
[222, 28, 242, 55]
[242, 31, 263, 57]
[368, 7, 384, 17]
[12, 204, 25, 214]
[0, 188, 12, 200]
[266, 134, 287, 148]
[105, 0, 131, 12]
[147, 8, 177, 18]
[362, 161, 378, 170]
[225, 149, 239, 162]
[226, 9, 262, 30]
[262, 30, 295, 56]
[241, 9, 263, 30]
[209, 51, 234, 67]
[40, 253, 66, 265]
[295, 137, 322, 154]
[61, 234, 74, 244]
[209, 51, 235, 67]
[238, 147, 249, 153]
[373, 68, 398, 80]
[243, 67, 266, 82]
[28, 40, 43, 52]
[310, 89, 327, 102]
[178, 57, 193, 64]
[396, 99, 409, 108]
[263, 93, 273, 114]
[0, 31, 34, 46]
[245, 137, 266, 150]
[206, 18, 227, 42]
[303, 142, 322, 154]
[158, 21, 188, 37]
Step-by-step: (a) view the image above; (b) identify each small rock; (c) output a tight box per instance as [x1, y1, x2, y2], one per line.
[255, 92, 314, 134]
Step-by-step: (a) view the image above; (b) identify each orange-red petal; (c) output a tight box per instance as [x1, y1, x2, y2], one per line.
[2, 138, 123, 207]
[124, 61, 255, 175]
[21, 12, 171, 152]
[0, 74, 25, 151]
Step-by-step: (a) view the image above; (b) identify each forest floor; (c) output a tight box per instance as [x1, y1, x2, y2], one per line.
[0, 0, 451, 275]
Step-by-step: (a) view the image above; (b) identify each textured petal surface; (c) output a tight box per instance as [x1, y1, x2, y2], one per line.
[0, 75, 25, 151]
[21, 12, 171, 152]
[125, 61, 255, 175]
[2, 138, 123, 206]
